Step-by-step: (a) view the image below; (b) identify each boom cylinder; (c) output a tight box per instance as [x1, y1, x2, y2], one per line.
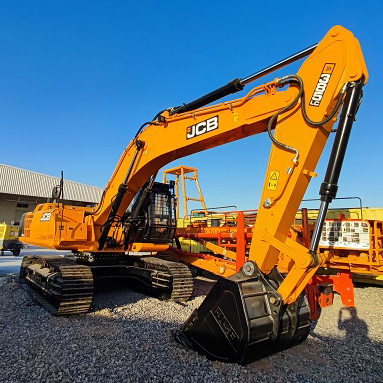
[98, 140, 144, 250]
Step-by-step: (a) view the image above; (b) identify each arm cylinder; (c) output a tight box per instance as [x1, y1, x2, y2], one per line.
[169, 79, 243, 115]
[169, 44, 317, 115]
[241, 44, 317, 85]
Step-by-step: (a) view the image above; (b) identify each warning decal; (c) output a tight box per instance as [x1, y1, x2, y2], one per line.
[267, 171, 280, 191]
[319, 220, 370, 250]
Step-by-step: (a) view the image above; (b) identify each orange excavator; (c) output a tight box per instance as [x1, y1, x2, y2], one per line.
[19, 26, 367, 364]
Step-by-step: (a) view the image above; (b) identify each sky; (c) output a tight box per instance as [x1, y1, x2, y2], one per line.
[1, 0, 382, 213]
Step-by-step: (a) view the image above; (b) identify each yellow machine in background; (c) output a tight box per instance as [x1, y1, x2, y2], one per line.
[294, 207, 383, 222]
[0, 223, 23, 256]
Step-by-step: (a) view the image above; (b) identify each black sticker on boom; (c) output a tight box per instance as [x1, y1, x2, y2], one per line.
[309, 63, 336, 107]
[186, 116, 218, 140]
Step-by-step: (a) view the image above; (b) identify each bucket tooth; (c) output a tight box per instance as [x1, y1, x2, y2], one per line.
[176, 269, 310, 364]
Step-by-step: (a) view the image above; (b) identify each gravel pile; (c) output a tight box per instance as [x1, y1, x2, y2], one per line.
[0, 274, 382, 383]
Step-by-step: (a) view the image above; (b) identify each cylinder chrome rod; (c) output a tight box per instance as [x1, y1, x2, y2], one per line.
[309, 200, 329, 254]
[170, 43, 318, 115]
[241, 44, 318, 86]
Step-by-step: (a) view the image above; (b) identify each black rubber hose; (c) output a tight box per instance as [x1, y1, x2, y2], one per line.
[267, 76, 304, 160]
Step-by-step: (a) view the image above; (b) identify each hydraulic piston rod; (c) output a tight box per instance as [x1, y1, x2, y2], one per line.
[241, 44, 318, 85]
[309, 77, 364, 255]
[98, 140, 144, 250]
[170, 43, 318, 115]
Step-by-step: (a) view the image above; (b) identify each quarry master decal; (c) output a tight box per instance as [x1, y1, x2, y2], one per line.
[309, 63, 336, 107]
[186, 116, 218, 139]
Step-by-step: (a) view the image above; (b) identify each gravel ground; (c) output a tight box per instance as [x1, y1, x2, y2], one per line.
[0, 274, 382, 383]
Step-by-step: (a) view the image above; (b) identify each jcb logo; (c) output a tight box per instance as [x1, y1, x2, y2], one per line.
[309, 63, 335, 107]
[40, 213, 51, 222]
[214, 307, 240, 343]
[186, 116, 218, 140]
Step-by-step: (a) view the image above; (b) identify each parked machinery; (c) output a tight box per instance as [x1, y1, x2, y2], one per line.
[319, 218, 383, 279]
[0, 223, 23, 256]
[19, 26, 367, 364]
[175, 208, 382, 319]
[165, 168, 382, 312]
[292, 208, 383, 284]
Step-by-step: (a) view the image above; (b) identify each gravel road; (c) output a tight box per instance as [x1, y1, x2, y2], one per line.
[0, 273, 382, 383]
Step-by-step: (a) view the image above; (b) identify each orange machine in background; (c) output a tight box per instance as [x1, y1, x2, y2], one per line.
[175, 207, 383, 319]
[169, 171, 383, 320]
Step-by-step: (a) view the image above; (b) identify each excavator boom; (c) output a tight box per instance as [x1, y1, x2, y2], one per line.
[19, 26, 367, 364]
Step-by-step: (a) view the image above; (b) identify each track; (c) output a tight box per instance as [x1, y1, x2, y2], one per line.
[140, 257, 194, 302]
[19, 255, 93, 315]
[19, 254, 194, 315]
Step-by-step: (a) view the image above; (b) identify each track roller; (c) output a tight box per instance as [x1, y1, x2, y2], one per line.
[176, 265, 310, 364]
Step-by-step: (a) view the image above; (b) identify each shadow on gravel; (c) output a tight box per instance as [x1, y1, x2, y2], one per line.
[91, 279, 153, 311]
[2, 279, 383, 383]
[191, 275, 217, 298]
[189, 269, 220, 298]
[90, 274, 213, 312]
[311, 307, 370, 343]
[244, 307, 383, 383]
[338, 307, 369, 343]
[353, 281, 383, 290]
[307, 307, 383, 383]
[91, 271, 219, 312]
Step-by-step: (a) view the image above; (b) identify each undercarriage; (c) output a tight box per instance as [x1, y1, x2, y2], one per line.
[19, 253, 193, 315]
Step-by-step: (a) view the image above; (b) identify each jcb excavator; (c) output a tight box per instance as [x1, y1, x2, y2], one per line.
[19, 26, 367, 364]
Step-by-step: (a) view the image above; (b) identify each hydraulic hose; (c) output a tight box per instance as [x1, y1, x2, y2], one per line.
[267, 75, 351, 164]
[267, 76, 304, 163]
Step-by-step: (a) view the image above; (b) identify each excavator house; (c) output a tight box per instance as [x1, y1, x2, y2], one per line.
[18, 26, 368, 364]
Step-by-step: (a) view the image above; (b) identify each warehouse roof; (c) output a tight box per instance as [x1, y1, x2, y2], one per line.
[0, 164, 103, 203]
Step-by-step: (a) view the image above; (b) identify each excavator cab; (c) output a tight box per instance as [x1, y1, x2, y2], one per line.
[124, 181, 177, 244]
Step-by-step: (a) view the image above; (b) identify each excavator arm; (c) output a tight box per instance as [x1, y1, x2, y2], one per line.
[20, 25, 367, 364]
[91, 25, 366, 299]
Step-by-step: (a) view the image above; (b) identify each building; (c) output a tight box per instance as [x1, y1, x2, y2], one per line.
[0, 164, 103, 224]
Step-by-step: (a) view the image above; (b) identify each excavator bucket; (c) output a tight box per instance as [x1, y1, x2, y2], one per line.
[176, 266, 310, 364]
